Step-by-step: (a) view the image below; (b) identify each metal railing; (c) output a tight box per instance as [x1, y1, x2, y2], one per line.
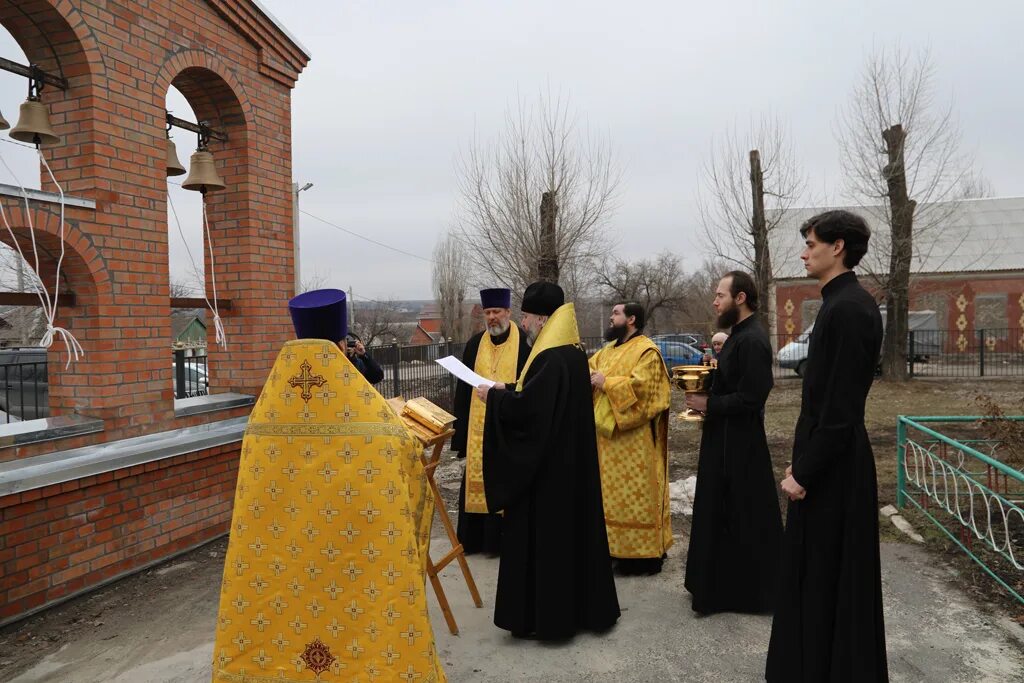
[172, 349, 209, 399]
[368, 340, 467, 412]
[0, 360, 47, 423]
[772, 328, 1024, 380]
[897, 415, 1024, 604]
[0, 351, 210, 422]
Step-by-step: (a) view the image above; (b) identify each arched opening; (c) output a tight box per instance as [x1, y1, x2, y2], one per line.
[0, 10, 96, 423]
[161, 64, 250, 402]
[166, 84, 209, 400]
[0, 25, 40, 190]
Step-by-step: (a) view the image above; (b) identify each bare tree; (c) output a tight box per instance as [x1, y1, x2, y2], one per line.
[597, 251, 689, 334]
[958, 171, 995, 199]
[455, 91, 620, 302]
[351, 299, 402, 347]
[671, 258, 731, 338]
[0, 246, 46, 345]
[298, 268, 330, 295]
[697, 116, 804, 332]
[169, 278, 198, 299]
[836, 44, 972, 380]
[431, 230, 469, 342]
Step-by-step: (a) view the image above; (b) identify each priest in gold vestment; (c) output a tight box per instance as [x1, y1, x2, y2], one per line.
[451, 288, 529, 555]
[211, 289, 446, 683]
[589, 302, 673, 575]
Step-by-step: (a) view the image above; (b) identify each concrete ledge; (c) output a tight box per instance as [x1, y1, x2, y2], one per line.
[0, 414, 104, 449]
[0, 182, 97, 210]
[174, 392, 255, 418]
[0, 416, 247, 497]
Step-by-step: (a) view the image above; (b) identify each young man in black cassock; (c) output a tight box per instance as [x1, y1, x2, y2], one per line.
[766, 210, 888, 682]
[451, 288, 530, 555]
[684, 271, 782, 614]
[475, 281, 620, 640]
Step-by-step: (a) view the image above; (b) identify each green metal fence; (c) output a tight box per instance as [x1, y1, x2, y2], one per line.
[897, 415, 1024, 603]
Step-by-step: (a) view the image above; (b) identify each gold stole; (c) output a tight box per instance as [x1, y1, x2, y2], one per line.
[515, 303, 581, 391]
[464, 324, 521, 513]
[592, 335, 659, 439]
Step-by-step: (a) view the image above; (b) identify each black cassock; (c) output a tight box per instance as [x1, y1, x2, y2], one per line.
[482, 344, 620, 639]
[684, 314, 782, 614]
[766, 271, 888, 682]
[451, 326, 530, 555]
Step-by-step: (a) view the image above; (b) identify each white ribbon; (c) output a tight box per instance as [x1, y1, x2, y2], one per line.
[0, 148, 84, 368]
[167, 190, 227, 349]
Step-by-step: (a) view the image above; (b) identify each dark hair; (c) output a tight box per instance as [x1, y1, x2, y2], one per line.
[620, 302, 646, 331]
[723, 271, 759, 312]
[799, 210, 871, 269]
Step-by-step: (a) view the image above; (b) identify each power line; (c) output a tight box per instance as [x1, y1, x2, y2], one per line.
[300, 209, 435, 265]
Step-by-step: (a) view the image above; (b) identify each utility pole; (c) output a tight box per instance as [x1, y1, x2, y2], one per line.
[348, 286, 355, 330]
[293, 181, 313, 295]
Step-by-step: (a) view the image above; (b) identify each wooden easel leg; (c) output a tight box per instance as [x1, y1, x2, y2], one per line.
[427, 559, 459, 635]
[422, 435, 485, 635]
[427, 440, 483, 608]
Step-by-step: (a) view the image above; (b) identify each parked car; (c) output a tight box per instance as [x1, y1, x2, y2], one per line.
[0, 347, 49, 421]
[652, 333, 707, 349]
[173, 362, 209, 398]
[777, 308, 941, 377]
[655, 340, 705, 369]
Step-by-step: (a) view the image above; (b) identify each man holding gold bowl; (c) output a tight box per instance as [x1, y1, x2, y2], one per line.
[683, 271, 782, 615]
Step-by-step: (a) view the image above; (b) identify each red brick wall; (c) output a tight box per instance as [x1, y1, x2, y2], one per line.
[776, 271, 1024, 350]
[0, 442, 240, 623]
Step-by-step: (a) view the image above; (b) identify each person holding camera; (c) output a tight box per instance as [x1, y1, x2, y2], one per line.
[345, 333, 384, 384]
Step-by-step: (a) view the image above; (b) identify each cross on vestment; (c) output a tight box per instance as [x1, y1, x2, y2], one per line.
[289, 360, 327, 403]
[315, 344, 338, 367]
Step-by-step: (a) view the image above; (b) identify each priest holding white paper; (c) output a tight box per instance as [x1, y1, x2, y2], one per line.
[448, 288, 530, 556]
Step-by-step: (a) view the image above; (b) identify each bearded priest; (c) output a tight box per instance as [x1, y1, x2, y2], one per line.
[588, 301, 673, 576]
[474, 282, 620, 640]
[451, 288, 530, 556]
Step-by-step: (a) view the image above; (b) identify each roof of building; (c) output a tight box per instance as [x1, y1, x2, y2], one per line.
[249, 0, 312, 58]
[770, 196, 1024, 280]
[171, 309, 206, 340]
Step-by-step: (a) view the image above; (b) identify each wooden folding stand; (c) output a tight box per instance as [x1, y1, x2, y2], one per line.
[418, 428, 483, 635]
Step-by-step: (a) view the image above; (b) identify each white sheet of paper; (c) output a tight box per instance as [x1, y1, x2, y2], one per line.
[435, 355, 496, 388]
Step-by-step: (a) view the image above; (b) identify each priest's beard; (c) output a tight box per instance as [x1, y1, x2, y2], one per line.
[717, 302, 740, 329]
[604, 322, 628, 343]
[487, 319, 510, 337]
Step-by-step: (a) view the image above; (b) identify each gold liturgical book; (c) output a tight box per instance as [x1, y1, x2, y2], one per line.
[387, 396, 456, 442]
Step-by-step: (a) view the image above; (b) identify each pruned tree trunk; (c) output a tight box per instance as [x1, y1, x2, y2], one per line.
[749, 149, 773, 331]
[538, 191, 559, 283]
[881, 124, 915, 381]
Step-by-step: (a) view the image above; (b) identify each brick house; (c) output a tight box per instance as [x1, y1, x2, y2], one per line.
[771, 198, 1024, 353]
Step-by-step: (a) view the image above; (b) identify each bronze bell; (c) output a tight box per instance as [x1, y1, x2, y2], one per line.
[10, 99, 60, 146]
[181, 150, 225, 192]
[166, 136, 186, 177]
[0, 108, 9, 131]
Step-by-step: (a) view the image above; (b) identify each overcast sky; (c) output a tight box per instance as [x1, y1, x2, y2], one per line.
[0, 1, 1022, 301]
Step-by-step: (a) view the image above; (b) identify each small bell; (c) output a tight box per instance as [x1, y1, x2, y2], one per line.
[0, 108, 9, 131]
[10, 99, 60, 146]
[181, 150, 225, 192]
[166, 136, 186, 177]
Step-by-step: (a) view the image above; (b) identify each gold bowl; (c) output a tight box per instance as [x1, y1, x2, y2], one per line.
[671, 365, 711, 422]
